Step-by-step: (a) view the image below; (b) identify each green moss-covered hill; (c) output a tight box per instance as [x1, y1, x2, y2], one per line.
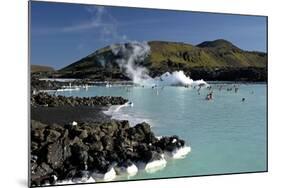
[58, 39, 267, 81]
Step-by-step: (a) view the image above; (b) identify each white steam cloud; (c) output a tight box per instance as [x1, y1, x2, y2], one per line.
[110, 41, 151, 84]
[109, 41, 207, 87]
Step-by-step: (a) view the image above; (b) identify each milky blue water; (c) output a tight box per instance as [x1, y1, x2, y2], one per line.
[57, 83, 267, 180]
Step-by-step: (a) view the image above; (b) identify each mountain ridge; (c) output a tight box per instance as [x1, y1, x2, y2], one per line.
[57, 39, 267, 81]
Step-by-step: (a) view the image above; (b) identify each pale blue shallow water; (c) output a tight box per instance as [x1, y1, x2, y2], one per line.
[56, 83, 267, 180]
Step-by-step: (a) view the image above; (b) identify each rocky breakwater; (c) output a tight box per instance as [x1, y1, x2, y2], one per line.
[31, 77, 93, 93]
[31, 78, 65, 92]
[31, 119, 191, 186]
[31, 92, 128, 107]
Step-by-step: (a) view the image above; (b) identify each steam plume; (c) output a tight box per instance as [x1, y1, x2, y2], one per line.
[109, 41, 207, 87]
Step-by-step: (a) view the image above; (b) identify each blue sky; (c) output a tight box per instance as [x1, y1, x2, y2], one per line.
[31, 1, 267, 69]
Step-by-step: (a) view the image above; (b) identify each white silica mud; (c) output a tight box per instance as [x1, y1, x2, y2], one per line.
[114, 163, 138, 176]
[142, 158, 168, 174]
[55, 177, 96, 185]
[91, 167, 117, 181]
[50, 148, 191, 186]
[57, 87, 80, 92]
[103, 101, 134, 115]
[103, 102, 149, 126]
[113, 101, 134, 112]
[51, 147, 190, 185]
[164, 146, 191, 159]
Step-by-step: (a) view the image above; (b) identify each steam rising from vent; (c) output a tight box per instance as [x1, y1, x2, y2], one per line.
[110, 41, 151, 84]
[110, 41, 207, 87]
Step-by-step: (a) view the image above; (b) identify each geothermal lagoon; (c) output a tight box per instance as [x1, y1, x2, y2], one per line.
[54, 82, 267, 181]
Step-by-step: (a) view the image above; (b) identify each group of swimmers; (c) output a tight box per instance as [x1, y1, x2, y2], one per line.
[124, 83, 248, 102]
[204, 84, 246, 102]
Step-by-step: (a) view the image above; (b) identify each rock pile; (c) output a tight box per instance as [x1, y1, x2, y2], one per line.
[31, 78, 64, 92]
[31, 92, 128, 107]
[31, 120, 189, 186]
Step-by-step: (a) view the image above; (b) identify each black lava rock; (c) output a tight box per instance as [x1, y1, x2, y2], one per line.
[31, 119, 187, 186]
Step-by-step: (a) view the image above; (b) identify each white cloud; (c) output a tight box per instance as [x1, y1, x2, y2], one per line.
[33, 5, 128, 43]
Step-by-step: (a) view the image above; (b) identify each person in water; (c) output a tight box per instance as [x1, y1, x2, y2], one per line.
[206, 92, 213, 100]
[242, 98, 245, 102]
[209, 92, 213, 99]
[197, 87, 201, 95]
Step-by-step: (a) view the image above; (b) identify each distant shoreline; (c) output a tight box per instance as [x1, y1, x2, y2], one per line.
[32, 79, 266, 94]
[206, 81, 267, 84]
[35, 78, 267, 86]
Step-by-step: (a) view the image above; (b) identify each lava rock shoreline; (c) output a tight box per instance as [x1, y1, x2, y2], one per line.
[31, 120, 189, 186]
[30, 93, 190, 186]
[31, 92, 128, 107]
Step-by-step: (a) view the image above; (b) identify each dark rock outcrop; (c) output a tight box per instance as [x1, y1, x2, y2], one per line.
[30, 120, 187, 186]
[31, 92, 128, 107]
[31, 78, 64, 92]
